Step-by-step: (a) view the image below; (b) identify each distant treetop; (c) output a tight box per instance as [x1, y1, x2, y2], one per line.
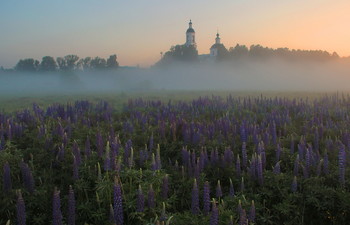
[10, 54, 119, 73]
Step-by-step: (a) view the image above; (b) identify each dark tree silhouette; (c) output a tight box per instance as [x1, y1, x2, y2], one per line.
[56, 57, 66, 71]
[90, 57, 106, 70]
[57, 55, 79, 71]
[158, 44, 198, 66]
[106, 54, 119, 69]
[15, 58, 39, 72]
[77, 57, 92, 71]
[229, 44, 249, 60]
[39, 56, 57, 72]
[214, 44, 229, 61]
[65, 55, 79, 71]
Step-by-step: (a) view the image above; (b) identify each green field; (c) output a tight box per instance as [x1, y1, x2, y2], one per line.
[0, 90, 337, 113]
[1, 90, 350, 224]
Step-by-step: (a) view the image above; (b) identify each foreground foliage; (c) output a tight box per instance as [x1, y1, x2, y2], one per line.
[1, 94, 350, 224]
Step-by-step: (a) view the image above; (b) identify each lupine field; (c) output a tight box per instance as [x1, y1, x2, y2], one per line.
[1, 93, 350, 225]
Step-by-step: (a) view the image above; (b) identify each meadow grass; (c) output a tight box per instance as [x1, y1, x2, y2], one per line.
[0, 90, 341, 113]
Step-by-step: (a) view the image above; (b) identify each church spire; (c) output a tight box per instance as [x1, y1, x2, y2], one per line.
[215, 31, 221, 44]
[185, 20, 196, 47]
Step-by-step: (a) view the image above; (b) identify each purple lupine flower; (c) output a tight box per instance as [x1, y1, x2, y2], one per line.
[113, 182, 124, 225]
[291, 176, 297, 193]
[148, 184, 155, 209]
[305, 148, 311, 177]
[128, 147, 134, 169]
[53, 189, 63, 225]
[239, 209, 248, 225]
[149, 133, 154, 151]
[316, 160, 322, 176]
[216, 180, 222, 198]
[290, 135, 295, 154]
[137, 185, 144, 212]
[276, 143, 281, 163]
[210, 149, 218, 165]
[298, 141, 305, 161]
[16, 190, 26, 225]
[151, 153, 157, 171]
[194, 161, 200, 179]
[199, 151, 206, 171]
[261, 151, 266, 170]
[236, 155, 241, 177]
[72, 141, 81, 166]
[161, 174, 169, 199]
[57, 145, 65, 162]
[63, 133, 68, 147]
[273, 161, 281, 175]
[109, 204, 114, 223]
[271, 121, 277, 145]
[257, 155, 263, 185]
[72, 156, 79, 180]
[111, 137, 120, 157]
[96, 132, 104, 158]
[314, 128, 319, 151]
[3, 162, 12, 192]
[203, 181, 211, 215]
[139, 148, 148, 167]
[241, 142, 248, 169]
[182, 147, 190, 167]
[160, 202, 168, 222]
[214, 148, 219, 165]
[0, 134, 5, 150]
[209, 200, 219, 225]
[338, 144, 346, 186]
[302, 165, 309, 179]
[240, 177, 245, 192]
[7, 124, 12, 141]
[293, 155, 299, 176]
[263, 131, 270, 146]
[237, 200, 242, 216]
[84, 137, 91, 157]
[156, 144, 161, 170]
[191, 179, 200, 215]
[224, 148, 234, 167]
[115, 156, 122, 173]
[104, 142, 111, 171]
[124, 139, 132, 165]
[240, 124, 247, 143]
[229, 178, 235, 197]
[249, 200, 255, 223]
[228, 215, 235, 225]
[110, 146, 117, 171]
[20, 162, 35, 193]
[323, 151, 329, 175]
[67, 186, 76, 225]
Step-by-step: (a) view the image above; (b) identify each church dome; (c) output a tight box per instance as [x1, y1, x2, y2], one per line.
[210, 43, 222, 49]
[186, 20, 195, 33]
[186, 28, 195, 33]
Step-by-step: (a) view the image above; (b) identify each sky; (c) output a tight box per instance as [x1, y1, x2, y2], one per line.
[1, 0, 350, 68]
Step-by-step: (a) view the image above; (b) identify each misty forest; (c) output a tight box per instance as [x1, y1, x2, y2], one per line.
[2, 2, 350, 225]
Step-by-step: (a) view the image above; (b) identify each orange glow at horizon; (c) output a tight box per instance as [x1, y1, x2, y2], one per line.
[1, 0, 350, 68]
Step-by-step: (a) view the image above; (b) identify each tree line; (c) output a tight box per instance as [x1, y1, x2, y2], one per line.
[1, 54, 119, 73]
[156, 43, 343, 66]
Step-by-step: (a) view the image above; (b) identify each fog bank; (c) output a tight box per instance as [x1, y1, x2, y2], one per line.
[1, 60, 350, 96]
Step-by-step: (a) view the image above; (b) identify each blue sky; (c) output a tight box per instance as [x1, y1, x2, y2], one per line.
[1, 0, 350, 67]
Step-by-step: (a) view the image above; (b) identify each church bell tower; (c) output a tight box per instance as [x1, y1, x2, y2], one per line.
[185, 20, 196, 48]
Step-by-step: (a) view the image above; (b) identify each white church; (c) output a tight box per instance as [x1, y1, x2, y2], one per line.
[184, 20, 227, 59]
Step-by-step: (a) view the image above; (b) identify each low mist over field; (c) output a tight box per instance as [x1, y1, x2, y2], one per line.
[1, 60, 350, 96]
